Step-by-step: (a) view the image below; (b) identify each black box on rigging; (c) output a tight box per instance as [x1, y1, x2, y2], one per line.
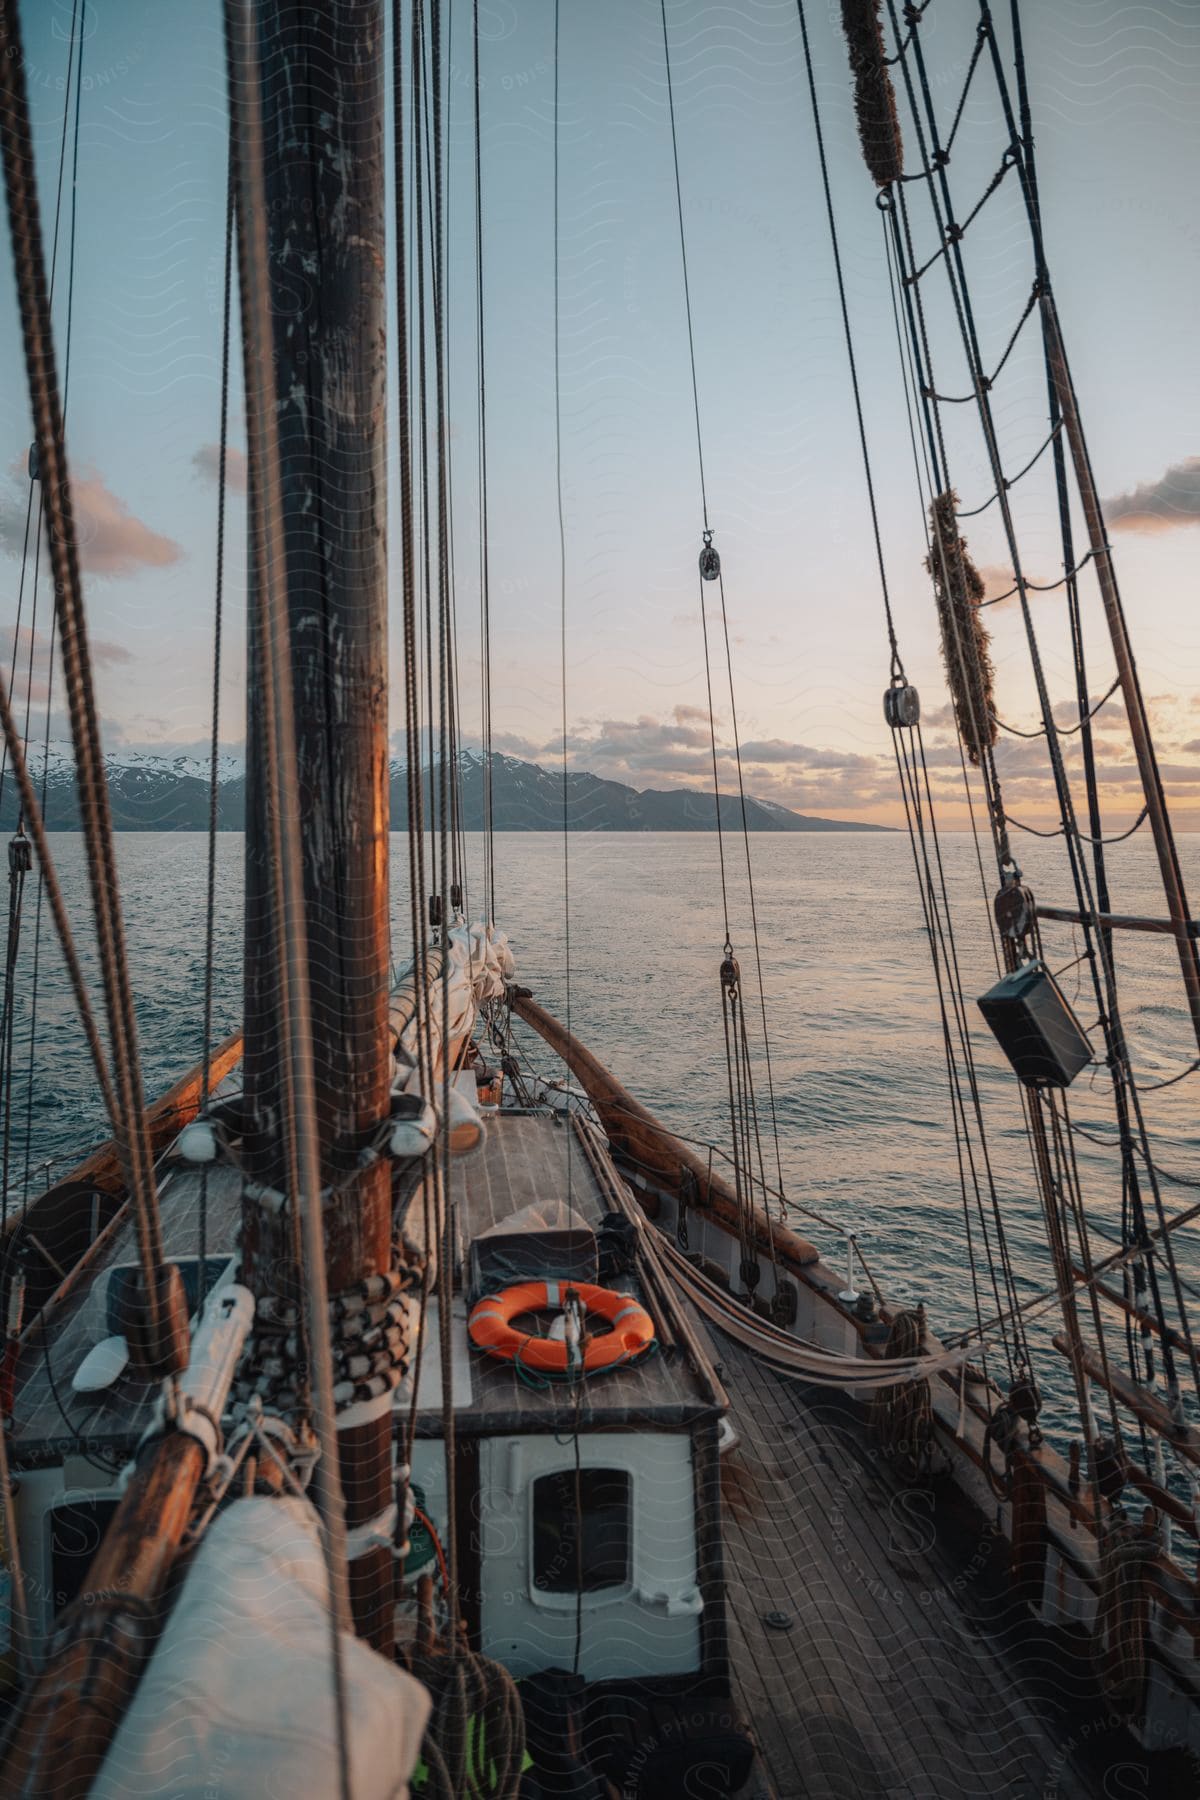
[977, 960, 1093, 1089]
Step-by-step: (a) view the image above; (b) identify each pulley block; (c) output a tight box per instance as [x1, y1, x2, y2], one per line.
[1009, 1374, 1042, 1426]
[993, 877, 1036, 945]
[883, 682, 920, 729]
[699, 531, 720, 582]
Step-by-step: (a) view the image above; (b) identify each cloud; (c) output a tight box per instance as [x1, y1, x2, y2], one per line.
[92, 637, 133, 667]
[0, 462, 182, 578]
[490, 730, 548, 761]
[475, 700, 1200, 828]
[192, 443, 248, 494]
[545, 711, 898, 816]
[71, 473, 182, 576]
[561, 713, 715, 770]
[1104, 456, 1200, 534]
[739, 739, 876, 771]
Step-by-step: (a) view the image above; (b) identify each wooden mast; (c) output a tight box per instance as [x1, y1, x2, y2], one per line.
[238, 0, 395, 1650]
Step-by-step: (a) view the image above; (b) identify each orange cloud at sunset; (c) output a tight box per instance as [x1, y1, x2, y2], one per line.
[0, 459, 182, 580]
[1104, 456, 1200, 535]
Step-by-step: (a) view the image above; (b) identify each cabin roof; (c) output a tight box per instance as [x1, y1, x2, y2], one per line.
[413, 1109, 726, 1437]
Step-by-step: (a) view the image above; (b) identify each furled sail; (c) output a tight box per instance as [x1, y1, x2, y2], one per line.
[91, 1500, 430, 1800]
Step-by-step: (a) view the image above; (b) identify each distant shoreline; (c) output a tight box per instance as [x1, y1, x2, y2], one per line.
[2, 749, 895, 833]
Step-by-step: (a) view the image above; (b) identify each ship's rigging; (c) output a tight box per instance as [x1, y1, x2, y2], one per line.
[0, 0, 1196, 1794]
[811, 7, 1200, 1640]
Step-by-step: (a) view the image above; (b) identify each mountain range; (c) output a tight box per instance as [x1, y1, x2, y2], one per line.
[0, 745, 889, 833]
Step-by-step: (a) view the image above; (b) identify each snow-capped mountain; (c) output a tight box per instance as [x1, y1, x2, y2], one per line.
[0, 743, 887, 832]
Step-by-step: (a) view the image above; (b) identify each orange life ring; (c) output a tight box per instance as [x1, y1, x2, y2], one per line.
[468, 1280, 655, 1374]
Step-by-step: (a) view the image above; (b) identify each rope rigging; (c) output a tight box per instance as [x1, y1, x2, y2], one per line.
[474, 0, 496, 926]
[0, 0, 182, 1367]
[879, 188, 1003, 948]
[552, 0, 574, 1225]
[659, 0, 787, 1226]
[0, 0, 83, 822]
[424, 0, 469, 1707]
[3, 0, 85, 1258]
[801, 0, 1032, 1388]
[837, 0, 1200, 1493]
[394, 0, 439, 1560]
[923, 278, 1040, 404]
[198, 141, 235, 1290]
[956, 418, 1063, 520]
[1004, 806, 1149, 848]
[994, 676, 1119, 737]
[865, 0, 1200, 1484]
[902, 144, 1018, 287]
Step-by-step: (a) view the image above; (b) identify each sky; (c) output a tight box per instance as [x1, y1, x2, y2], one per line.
[0, 0, 1197, 830]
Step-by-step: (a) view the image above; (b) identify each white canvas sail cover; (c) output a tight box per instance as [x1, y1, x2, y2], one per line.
[393, 923, 515, 1074]
[92, 1498, 430, 1800]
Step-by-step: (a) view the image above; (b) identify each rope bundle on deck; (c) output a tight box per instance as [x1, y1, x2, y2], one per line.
[840, 0, 904, 187]
[926, 491, 996, 767]
[869, 1308, 934, 1478]
[403, 1608, 527, 1800]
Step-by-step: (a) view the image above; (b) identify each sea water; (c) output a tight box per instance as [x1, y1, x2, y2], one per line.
[9, 829, 1198, 1442]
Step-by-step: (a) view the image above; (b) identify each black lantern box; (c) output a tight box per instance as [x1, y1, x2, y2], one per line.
[977, 960, 1092, 1089]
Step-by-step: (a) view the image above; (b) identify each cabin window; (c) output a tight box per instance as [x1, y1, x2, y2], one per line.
[531, 1467, 631, 1594]
[47, 1497, 120, 1615]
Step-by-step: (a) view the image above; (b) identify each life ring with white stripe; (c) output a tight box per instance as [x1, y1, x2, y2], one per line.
[468, 1280, 655, 1374]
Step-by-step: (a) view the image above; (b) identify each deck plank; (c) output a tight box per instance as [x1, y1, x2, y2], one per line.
[716, 1333, 1087, 1799]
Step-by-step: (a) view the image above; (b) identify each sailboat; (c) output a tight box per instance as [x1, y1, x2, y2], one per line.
[0, 0, 1196, 1795]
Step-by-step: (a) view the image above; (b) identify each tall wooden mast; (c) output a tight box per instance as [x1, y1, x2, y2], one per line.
[239, 0, 395, 1649]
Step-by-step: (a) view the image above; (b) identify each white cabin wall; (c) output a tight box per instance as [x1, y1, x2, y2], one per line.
[476, 1430, 702, 1682]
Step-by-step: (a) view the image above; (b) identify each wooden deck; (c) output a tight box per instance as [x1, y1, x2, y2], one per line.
[6, 1098, 1111, 1795]
[716, 1333, 1090, 1799]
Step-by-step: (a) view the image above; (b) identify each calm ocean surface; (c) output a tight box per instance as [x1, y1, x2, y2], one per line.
[10, 829, 1199, 1440]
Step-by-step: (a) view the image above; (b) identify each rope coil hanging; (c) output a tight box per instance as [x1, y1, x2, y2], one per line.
[926, 491, 996, 767]
[840, 0, 904, 185]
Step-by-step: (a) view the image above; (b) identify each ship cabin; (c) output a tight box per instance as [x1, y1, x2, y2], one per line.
[405, 1104, 750, 1790]
[1, 1097, 751, 1791]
